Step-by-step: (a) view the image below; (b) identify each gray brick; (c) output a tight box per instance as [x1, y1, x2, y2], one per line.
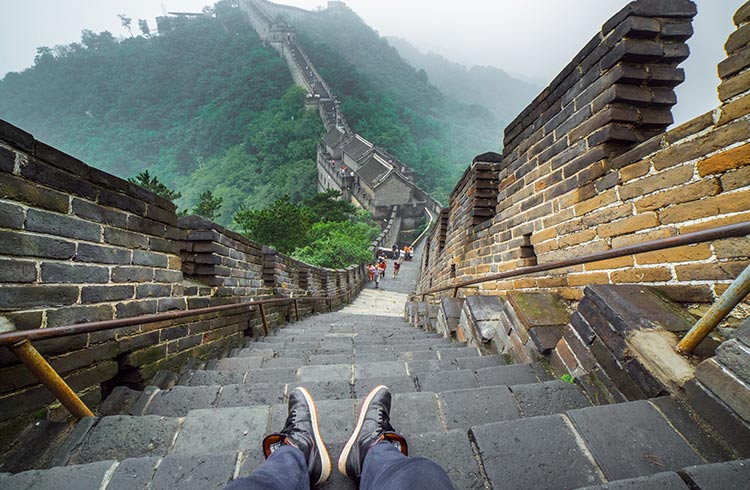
[0, 145, 14, 172]
[126, 214, 165, 237]
[0, 200, 24, 228]
[112, 266, 154, 282]
[439, 386, 520, 429]
[115, 299, 158, 318]
[136, 283, 172, 298]
[0, 230, 75, 259]
[133, 250, 169, 268]
[41, 262, 109, 284]
[0, 258, 37, 282]
[20, 157, 98, 200]
[157, 297, 187, 312]
[99, 188, 146, 215]
[1, 460, 116, 490]
[26, 208, 101, 242]
[0, 285, 78, 309]
[81, 285, 134, 303]
[46, 305, 113, 327]
[155, 269, 182, 283]
[150, 451, 235, 489]
[0, 173, 69, 213]
[104, 227, 148, 249]
[76, 242, 131, 264]
[106, 457, 159, 490]
[716, 339, 750, 384]
[680, 458, 750, 490]
[71, 198, 128, 228]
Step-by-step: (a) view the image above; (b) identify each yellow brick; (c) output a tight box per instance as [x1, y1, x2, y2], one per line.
[675, 260, 749, 281]
[611, 267, 673, 283]
[713, 237, 750, 259]
[168, 255, 182, 270]
[634, 178, 721, 212]
[597, 213, 659, 238]
[721, 165, 750, 192]
[636, 244, 712, 265]
[513, 278, 537, 289]
[679, 210, 750, 234]
[574, 189, 618, 216]
[619, 158, 651, 182]
[534, 239, 560, 254]
[619, 164, 693, 200]
[536, 275, 568, 288]
[660, 189, 750, 224]
[531, 227, 557, 245]
[567, 272, 609, 286]
[584, 256, 635, 271]
[557, 287, 584, 301]
[698, 143, 750, 176]
[717, 93, 750, 126]
[559, 229, 597, 248]
[559, 183, 596, 211]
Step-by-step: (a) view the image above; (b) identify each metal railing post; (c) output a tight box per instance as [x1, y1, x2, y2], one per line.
[10, 340, 94, 418]
[294, 299, 300, 321]
[258, 303, 269, 336]
[677, 262, 750, 354]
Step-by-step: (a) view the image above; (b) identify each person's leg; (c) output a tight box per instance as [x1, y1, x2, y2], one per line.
[225, 387, 330, 489]
[360, 442, 453, 490]
[338, 385, 453, 490]
[225, 445, 309, 490]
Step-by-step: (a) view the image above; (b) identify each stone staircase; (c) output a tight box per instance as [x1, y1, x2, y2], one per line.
[1, 288, 748, 488]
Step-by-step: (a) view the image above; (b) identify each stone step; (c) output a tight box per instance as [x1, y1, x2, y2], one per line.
[470, 399, 711, 490]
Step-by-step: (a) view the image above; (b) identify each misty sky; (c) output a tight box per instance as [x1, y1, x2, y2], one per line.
[0, 0, 743, 126]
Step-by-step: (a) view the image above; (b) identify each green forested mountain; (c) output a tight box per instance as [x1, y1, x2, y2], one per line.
[291, 6, 503, 200]
[385, 36, 540, 124]
[0, 0, 506, 223]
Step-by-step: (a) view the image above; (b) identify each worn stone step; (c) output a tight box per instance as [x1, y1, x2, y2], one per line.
[405, 359, 455, 374]
[418, 369, 480, 392]
[260, 357, 308, 368]
[353, 375, 418, 397]
[438, 385, 520, 429]
[454, 355, 507, 370]
[511, 380, 592, 417]
[215, 383, 287, 408]
[566, 400, 704, 481]
[574, 471, 689, 489]
[436, 346, 481, 361]
[409, 430, 485, 489]
[476, 364, 549, 386]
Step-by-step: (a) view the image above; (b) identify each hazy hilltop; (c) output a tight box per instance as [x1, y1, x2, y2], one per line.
[386, 36, 540, 124]
[0, 0, 507, 221]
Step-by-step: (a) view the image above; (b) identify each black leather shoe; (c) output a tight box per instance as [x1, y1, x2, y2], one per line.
[338, 385, 408, 481]
[262, 387, 331, 486]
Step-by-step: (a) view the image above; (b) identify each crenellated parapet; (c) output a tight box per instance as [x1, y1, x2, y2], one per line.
[418, 0, 750, 306]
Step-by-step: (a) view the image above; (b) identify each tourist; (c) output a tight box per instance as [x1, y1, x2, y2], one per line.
[377, 260, 386, 279]
[366, 264, 375, 282]
[224, 386, 454, 489]
[393, 257, 401, 278]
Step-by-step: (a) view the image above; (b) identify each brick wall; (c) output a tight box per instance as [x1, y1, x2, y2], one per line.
[0, 119, 367, 439]
[418, 0, 750, 307]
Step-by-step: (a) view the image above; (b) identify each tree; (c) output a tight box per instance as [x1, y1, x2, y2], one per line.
[234, 196, 312, 254]
[304, 189, 356, 222]
[138, 19, 151, 38]
[128, 170, 181, 201]
[293, 221, 379, 268]
[193, 190, 223, 221]
[118, 14, 133, 37]
[34, 46, 53, 65]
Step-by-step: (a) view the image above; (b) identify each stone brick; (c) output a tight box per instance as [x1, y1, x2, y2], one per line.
[136, 283, 172, 299]
[98, 188, 146, 215]
[104, 227, 148, 250]
[698, 143, 750, 176]
[583, 256, 633, 271]
[568, 272, 609, 286]
[598, 212, 658, 238]
[718, 69, 750, 102]
[652, 118, 750, 171]
[559, 229, 597, 247]
[132, 250, 169, 268]
[154, 269, 182, 283]
[695, 358, 750, 422]
[75, 243, 132, 265]
[660, 189, 750, 224]
[719, 45, 750, 80]
[679, 210, 750, 234]
[0, 258, 37, 283]
[0, 201, 24, 229]
[115, 299, 158, 319]
[610, 266, 672, 283]
[717, 92, 750, 125]
[714, 237, 750, 260]
[721, 164, 750, 191]
[0, 285, 79, 309]
[574, 190, 618, 216]
[610, 228, 675, 248]
[716, 339, 750, 384]
[619, 158, 652, 182]
[20, 157, 98, 201]
[111, 266, 154, 283]
[580, 203, 631, 228]
[0, 173, 69, 213]
[634, 178, 722, 212]
[41, 262, 109, 284]
[126, 215, 166, 238]
[619, 164, 693, 200]
[26, 209, 101, 242]
[675, 261, 749, 281]
[637, 243, 712, 265]
[71, 198, 128, 228]
[81, 285, 135, 303]
[46, 304, 113, 327]
[0, 146, 14, 173]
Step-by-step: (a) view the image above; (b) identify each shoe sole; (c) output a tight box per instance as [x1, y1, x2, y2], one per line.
[295, 386, 332, 485]
[337, 384, 389, 477]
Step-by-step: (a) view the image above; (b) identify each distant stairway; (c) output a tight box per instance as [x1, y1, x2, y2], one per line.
[1, 292, 748, 489]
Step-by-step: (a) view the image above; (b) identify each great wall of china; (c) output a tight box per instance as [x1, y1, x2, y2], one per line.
[0, 0, 749, 485]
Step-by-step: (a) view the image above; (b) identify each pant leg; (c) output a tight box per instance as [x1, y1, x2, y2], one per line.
[224, 445, 310, 490]
[360, 442, 454, 490]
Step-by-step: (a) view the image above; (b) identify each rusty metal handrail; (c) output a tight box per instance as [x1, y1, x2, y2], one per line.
[418, 221, 750, 298]
[0, 282, 362, 419]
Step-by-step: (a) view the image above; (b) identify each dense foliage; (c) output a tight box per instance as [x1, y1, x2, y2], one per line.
[0, 3, 320, 226]
[236, 191, 379, 268]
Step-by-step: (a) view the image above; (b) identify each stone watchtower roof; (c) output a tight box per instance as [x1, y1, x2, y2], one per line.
[342, 134, 374, 161]
[357, 152, 395, 188]
[324, 127, 348, 150]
